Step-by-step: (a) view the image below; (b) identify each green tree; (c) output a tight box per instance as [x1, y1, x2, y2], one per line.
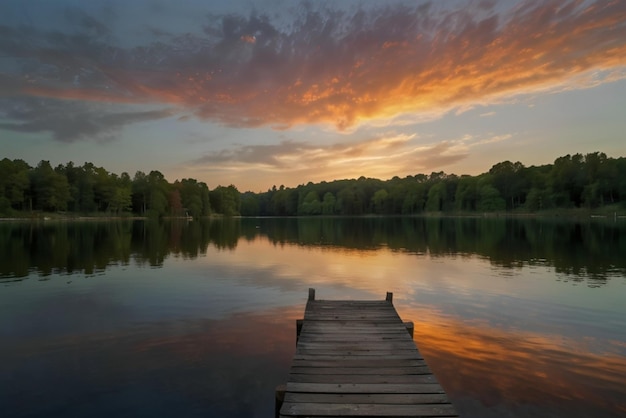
[477, 184, 505, 212]
[110, 177, 132, 214]
[455, 175, 478, 211]
[371, 189, 389, 214]
[199, 182, 211, 216]
[0, 159, 31, 211]
[489, 161, 527, 210]
[425, 182, 446, 212]
[337, 186, 365, 215]
[300, 191, 321, 215]
[272, 186, 293, 216]
[176, 178, 207, 218]
[549, 154, 585, 207]
[321, 192, 336, 215]
[525, 187, 551, 211]
[401, 182, 425, 214]
[30, 160, 70, 211]
[240, 192, 260, 216]
[75, 163, 97, 213]
[210, 185, 240, 216]
[132, 171, 149, 214]
[146, 170, 169, 217]
[93, 166, 116, 212]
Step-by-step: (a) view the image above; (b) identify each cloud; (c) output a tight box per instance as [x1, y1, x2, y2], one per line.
[474, 133, 512, 146]
[192, 133, 415, 168]
[0, 97, 174, 142]
[398, 141, 470, 174]
[1, 0, 625, 137]
[187, 130, 514, 185]
[186, 132, 472, 187]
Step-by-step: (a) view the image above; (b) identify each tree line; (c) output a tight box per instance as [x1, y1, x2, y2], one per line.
[241, 152, 626, 216]
[0, 160, 240, 218]
[1, 152, 624, 217]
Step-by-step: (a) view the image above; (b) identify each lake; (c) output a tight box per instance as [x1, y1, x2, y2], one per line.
[1, 217, 625, 417]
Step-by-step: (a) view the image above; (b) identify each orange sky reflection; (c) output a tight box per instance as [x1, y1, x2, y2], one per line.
[399, 306, 626, 416]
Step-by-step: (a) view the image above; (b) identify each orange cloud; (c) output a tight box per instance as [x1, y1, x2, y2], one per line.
[240, 34, 256, 44]
[5, 1, 626, 132]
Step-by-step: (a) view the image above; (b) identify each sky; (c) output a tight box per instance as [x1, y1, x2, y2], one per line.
[0, 0, 624, 192]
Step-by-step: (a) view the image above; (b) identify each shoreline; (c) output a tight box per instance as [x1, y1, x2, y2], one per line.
[1, 208, 624, 222]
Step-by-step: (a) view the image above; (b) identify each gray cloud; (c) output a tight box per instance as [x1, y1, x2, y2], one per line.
[192, 140, 314, 168]
[189, 133, 467, 176]
[402, 141, 469, 173]
[0, 97, 173, 143]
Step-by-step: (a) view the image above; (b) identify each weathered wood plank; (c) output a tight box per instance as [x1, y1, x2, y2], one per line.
[307, 307, 395, 312]
[299, 331, 410, 336]
[304, 317, 402, 323]
[298, 343, 421, 357]
[296, 342, 418, 351]
[300, 325, 409, 331]
[298, 336, 413, 343]
[308, 300, 390, 306]
[302, 323, 409, 329]
[287, 373, 436, 384]
[280, 402, 458, 417]
[305, 308, 399, 314]
[283, 392, 450, 405]
[301, 329, 410, 335]
[288, 366, 428, 375]
[291, 359, 426, 368]
[285, 382, 446, 394]
[303, 322, 404, 328]
[306, 307, 398, 313]
[293, 350, 424, 361]
[301, 328, 410, 334]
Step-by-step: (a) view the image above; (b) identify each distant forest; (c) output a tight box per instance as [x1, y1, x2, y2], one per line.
[1, 152, 625, 218]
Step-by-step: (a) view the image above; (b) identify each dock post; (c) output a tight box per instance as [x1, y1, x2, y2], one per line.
[274, 384, 286, 418]
[404, 321, 414, 338]
[296, 319, 303, 344]
[385, 291, 393, 303]
[308, 288, 316, 301]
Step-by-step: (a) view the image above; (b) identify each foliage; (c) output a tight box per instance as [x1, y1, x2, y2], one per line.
[210, 185, 240, 216]
[0, 152, 624, 217]
[240, 153, 625, 216]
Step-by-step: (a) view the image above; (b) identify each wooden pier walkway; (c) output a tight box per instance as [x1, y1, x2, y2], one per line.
[277, 289, 459, 417]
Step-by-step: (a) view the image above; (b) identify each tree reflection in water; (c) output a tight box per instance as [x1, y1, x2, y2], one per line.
[2, 217, 622, 285]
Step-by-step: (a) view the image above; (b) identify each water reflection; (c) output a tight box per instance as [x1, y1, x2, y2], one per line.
[1, 217, 625, 417]
[0, 304, 299, 418]
[403, 307, 626, 417]
[1, 217, 624, 284]
[0, 219, 238, 278]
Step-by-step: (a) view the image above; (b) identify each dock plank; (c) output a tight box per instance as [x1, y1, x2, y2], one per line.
[283, 393, 451, 405]
[279, 289, 459, 418]
[281, 402, 458, 416]
[287, 374, 437, 384]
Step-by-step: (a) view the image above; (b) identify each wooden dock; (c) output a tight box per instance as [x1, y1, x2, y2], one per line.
[277, 289, 459, 417]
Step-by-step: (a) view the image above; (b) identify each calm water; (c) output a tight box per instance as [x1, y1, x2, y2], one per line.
[1, 217, 625, 417]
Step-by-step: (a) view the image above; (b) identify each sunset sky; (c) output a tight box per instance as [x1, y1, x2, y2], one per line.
[1, 0, 625, 192]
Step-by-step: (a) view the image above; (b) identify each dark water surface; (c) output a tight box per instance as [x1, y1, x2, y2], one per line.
[1, 217, 625, 417]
